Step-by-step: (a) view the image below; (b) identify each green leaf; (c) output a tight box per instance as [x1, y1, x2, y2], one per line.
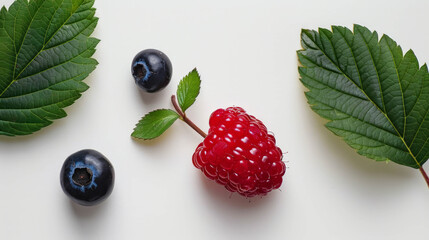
[176, 68, 201, 113]
[132, 109, 180, 140]
[0, 0, 99, 136]
[298, 24, 429, 169]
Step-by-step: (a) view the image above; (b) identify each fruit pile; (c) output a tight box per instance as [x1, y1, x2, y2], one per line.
[131, 49, 286, 198]
[60, 49, 286, 206]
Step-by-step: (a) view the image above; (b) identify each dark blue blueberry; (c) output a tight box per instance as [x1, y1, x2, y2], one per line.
[131, 49, 173, 93]
[60, 149, 115, 206]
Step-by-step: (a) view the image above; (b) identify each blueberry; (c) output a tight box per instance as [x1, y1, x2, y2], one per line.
[131, 49, 173, 92]
[60, 149, 115, 206]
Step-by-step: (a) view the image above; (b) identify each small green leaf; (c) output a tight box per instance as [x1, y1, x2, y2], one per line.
[132, 109, 180, 140]
[176, 68, 201, 113]
[0, 0, 99, 136]
[298, 24, 429, 169]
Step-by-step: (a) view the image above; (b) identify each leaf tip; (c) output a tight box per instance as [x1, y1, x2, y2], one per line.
[300, 28, 311, 37]
[421, 63, 428, 72]
[176, 68, 202, 113]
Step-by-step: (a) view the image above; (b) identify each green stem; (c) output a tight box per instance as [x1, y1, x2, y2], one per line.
[419, 167, 429, 188]
[171, 95, 207, 139]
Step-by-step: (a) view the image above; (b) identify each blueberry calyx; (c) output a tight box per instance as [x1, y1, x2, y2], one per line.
[132, 60, 151, 83]
[69, 161, 99, 192]
[72, 168, 92, 186]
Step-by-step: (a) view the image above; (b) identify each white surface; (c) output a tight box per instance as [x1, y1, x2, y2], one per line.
[1, 0, 429, 239]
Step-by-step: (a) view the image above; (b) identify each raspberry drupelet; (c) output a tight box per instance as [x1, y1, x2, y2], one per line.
[192, 107, 285, 197]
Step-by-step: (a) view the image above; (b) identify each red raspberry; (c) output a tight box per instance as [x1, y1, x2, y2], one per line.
[192, 107, 285, 197]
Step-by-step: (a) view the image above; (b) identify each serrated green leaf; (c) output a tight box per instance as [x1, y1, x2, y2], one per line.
[132, 109, 180, 140]
[0, 0, 99, 136]
[298, 24, 429, 169]
[176, 68, 201, 113]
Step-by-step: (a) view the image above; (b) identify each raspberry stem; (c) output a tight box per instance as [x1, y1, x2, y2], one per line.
[171, 95, 207, 138]
[419, 167, 429, 188]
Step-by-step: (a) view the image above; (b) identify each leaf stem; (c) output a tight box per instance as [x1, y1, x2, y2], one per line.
[419, 167, 429, 188]
[171, 95, 207, 139]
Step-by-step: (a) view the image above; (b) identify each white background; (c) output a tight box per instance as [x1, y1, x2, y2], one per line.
[0, 0, 428, 239]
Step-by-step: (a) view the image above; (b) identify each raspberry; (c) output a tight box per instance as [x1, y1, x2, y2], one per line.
[192, 107, 285, 197]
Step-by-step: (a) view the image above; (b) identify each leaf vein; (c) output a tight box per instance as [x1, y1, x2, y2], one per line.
[409, 107, 429, 148]
[327, 125, 409, 154]
[13, 0, 44, 79]
[13, 0, 86, 81]
[336, 29, 364, 88]
[300, 66, 368, 101]
[0, 69, 88, 102]
[384, 38, 407, 138]
[356, 29, 387, 113]
[43, 0, 65, 45]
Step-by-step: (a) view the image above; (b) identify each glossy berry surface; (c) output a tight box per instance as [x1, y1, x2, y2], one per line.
[193, 107, 285, 197]
[60, 149, 115, 206]
[131, 49, 173, 93]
